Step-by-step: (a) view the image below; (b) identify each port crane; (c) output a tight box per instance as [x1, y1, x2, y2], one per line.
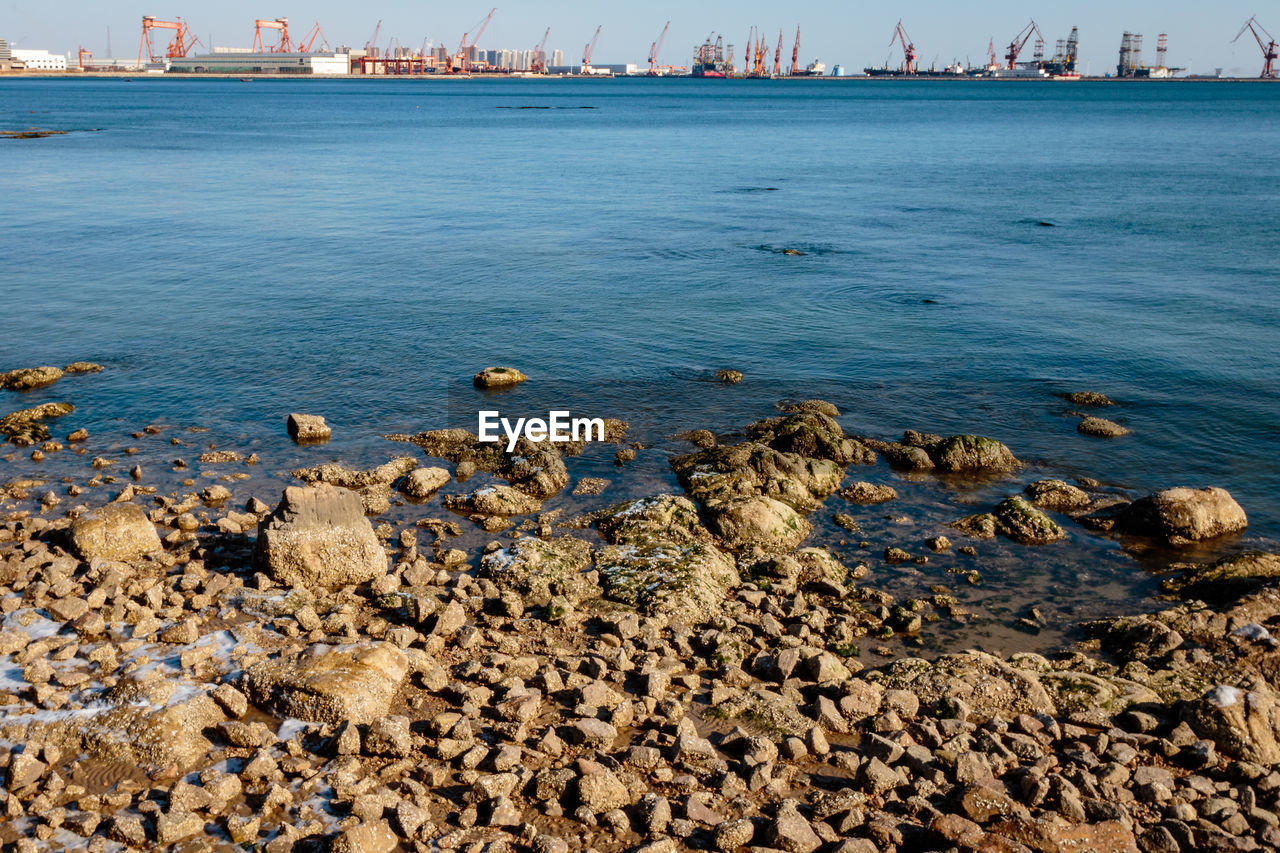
[790, 26, 800, 75]
[365, 20, 382, 57]
[647, 21, 669, 74]
[78, 47, 92, 70]
[1234, 16, 1278, 79]
[581, 24, 602, 74]
[531, 27, 550, 73]
[448, 7, 496, 73]
[773, 29, 783, 76]
[890, 19, 917, 74]
[296, 22, 328, 53]
[252, 18, 291, 53]
[1005, 20, 1043, 69]
[138, 16, 199, 66]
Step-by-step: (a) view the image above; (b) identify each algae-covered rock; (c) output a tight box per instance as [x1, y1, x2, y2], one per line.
[1078, 416, 1129, 438]
[932, 435, 1020, 474]
[1038, 671, 1160, 715]
[240, 642, 409, 725]
[597, 540, 738, 623]
[993, 496, 1065, 545]
[1024, 479, 1090, 513]
[63, 361, 104, 374]
[705, 495, 813, 552]
[861, 439, 935, 471]
[1162, 552, 1280, 603]
[1060, 391, 1114, 406]
[0, 366, 63, 391]
[478, 536, 597, 606]
[949, 513, 998, 540]
[595, 494, 711, 546]
[671, 442, 842, 511]
[746, 411, 875, 466]
[1119, 487, 1248, 546]
[838, 482, 898, 504]
[0, 401, 73, 446]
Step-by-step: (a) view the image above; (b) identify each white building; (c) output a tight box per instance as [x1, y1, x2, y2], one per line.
[168, 51, 349, 75]
[12, 49, 67, 71]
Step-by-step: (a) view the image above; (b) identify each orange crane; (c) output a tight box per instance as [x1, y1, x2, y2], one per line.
[78, 47, 93, 70]
[648, 21, 669, 74]
[531, 27, 550, 73]
[295, 22, 328, 53]
[890, 20, 917, 74]
[1234, 16, 1278, 79]
[774, 29, 783, 76]
[987, 38, 998, 70]
[252, 18, 291, 53]
[138, 16, 199, 66]
[1005, 20, 1042, 69]
[449, 7, 496, 73]
[581, 24, 602, 74]
[365, 20, 382, 57]
[790, 26, 800, 75]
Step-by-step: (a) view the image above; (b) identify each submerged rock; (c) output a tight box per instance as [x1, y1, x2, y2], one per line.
[1118, 486, 1248, 546]
[63, 361, 104, 374]
[0, 365, 63, 391]
[932, 435, 1020, 474]
[287, 412, 331, 443]
[862, 439, 935, 471]
[705, 495, 813, 552]
[240, 642, 409, 725]
[444, 484, 543, 518]
[838, 482, 898, 504]
[716, 369, 744, 384]
[474, 366, 527, 388]
[254, 484, 387, 589]
[1162, 551, 1280, 602]
[68, 502, 163, 561]
[597, 540, 738, 623]
[399, 466, 451, 500]
[993, 496, 1065, 545]
[478, 536, 597, 606]
[1078, 416, 1129, 438]
[1060, 390, 1114, 406]
[1024, 479, 1090, 512]
[0, 401, 73, 445]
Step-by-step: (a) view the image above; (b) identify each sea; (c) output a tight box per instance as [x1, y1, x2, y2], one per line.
[2, 77, 1278, 653]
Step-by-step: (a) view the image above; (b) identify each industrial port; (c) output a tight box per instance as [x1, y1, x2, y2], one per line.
[2, 11, 1278, 80]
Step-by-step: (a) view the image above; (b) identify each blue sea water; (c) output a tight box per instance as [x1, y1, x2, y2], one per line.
[1, 77, 1278, 646]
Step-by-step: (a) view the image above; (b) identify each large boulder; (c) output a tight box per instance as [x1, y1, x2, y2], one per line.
[875, 651, 1056, 720]
[1118, 486, 1247, 546]
[745, 411, 875, 466]
[597, 540, 738, 624]
[932, 435, 1019, 474]
[69, 502, 163, 561]
[286, 412, 331, 443]
[240, 642, 409, 725]
[705, 496, 812, 552]
[671, 442, 842, 511]
[254, 484, 387, 589]
[0, 366, 63, 391]
[992, 496, 1064, 545]
[478, 536, 597, 606]
[1185, 684, 1280, 765]
[595, 494, 711, 546]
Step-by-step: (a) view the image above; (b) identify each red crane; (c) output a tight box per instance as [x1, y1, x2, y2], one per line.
[365, 20, 382, 57]
[581, 24, 602, 73]
[531, 27, 550, 73]
[449, 7, 496, 73]
[78, 47, 93, 70]
[790, 26, 800, 76]
[648, 21, 669, 74]
[138, 16, 199, 66]
[252, 18, 291, 53]
[295, 22, 328, 53]
[890, 19, 917, 74]
[1234, 16, 1278, 79]
[774, 29, 783, 76]
[987, 38, 998, 70]
[1005, 20, 1042, 69]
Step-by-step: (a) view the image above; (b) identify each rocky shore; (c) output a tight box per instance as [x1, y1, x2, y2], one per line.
[0, 369, 1277, 853]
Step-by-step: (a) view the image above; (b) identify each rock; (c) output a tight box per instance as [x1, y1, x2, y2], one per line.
[1185, 684, 1280, 765]
[443, 485, 543, 518]
[63, 361, 104, 374]
[862, 439, 934, 471]
[992, 496, 1065, 545]
[1078, 416, 1129, 438]
[253, 484, 387, 589]
[68, 502, 162, 560]
[717, 369, 744, 384]
[767, 801, 822, 853]
[746, 411, 874, 466]
[878, 651, 1055, 720]
[595, 494, 711, 546]
[1038, 671, 1159, 715]
[932, 435, 1019, 474]
[0, 366, 63, 391]
[291, 457, 417, 489]
[286, 413, 331, 443]
[986, 816, 1138, 853]
[1118, 487, 1248, 546]
[473, 367, 527, 388]
[202, 484, 232, 503]
[576, 767, 630, 812]
[1060, 391, 1114, 406]
[838, 482, 898, 504]
[671, 442, 843, 511]
[479, 536, 596, 606]
[364, 716, 414, 758]
[704, 496, 812, 552]
[1162, 551, 1280, 602]
[240, 642, 409, 725]
[777, 399, 840, 417]
[597, 540, 738, 623]
[400, 467, 451, 500]
[949, 513, 998, 540]
[714, 818, 756, 851]
[332, 820, 398, 853]
[156, 811, 205, 844]
[0, 401, 73, 445]
[1024, 479, 1090, 512]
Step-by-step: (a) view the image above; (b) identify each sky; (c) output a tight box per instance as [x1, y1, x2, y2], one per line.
[3, 1, 1275, 75]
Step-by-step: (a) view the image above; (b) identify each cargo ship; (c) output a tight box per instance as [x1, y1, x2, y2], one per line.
[692, 34, 730, 77]
[791, 58, 826, 76]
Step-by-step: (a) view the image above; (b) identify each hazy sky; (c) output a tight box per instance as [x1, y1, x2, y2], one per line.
[3, 1, 1273, 75]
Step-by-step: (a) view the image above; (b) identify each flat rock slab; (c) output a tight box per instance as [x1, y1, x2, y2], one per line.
[69, 502, 163, 561]
[287, 412, 331, 443]
[240, 642, 410, 725]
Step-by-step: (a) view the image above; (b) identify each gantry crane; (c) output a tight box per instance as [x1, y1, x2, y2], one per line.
[890, 20, 917, 74]
[448, 7, 496, 73]
[138, 16, 199, 66]
[648, 21, 669, 74]
[1005, 20, 1043, 69]
[1234, 16, 1278, 79]
[581, 24, 602, 74]
[531, 27, 550, 73]
[252, 18, 291, 53]
[78, 47, 92, 70]
[790, 26, 800, 76]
